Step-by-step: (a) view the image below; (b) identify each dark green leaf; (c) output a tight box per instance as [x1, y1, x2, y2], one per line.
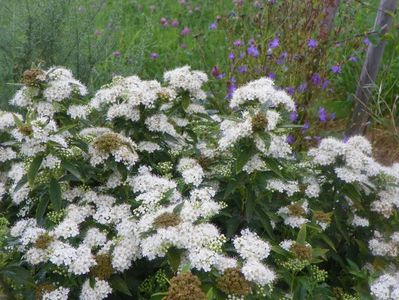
[110, 275, 132, 296]
[36, 197, 49, 222]
[49, 178, 62, 211]
[296, 224, 307, 244]
[28, 155, 43, 186]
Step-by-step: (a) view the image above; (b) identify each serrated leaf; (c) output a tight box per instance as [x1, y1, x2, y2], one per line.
[296, 224, 307, 244]
[167, 247, 182, 273]
[36, 197, 49, 222]
[28, 155, 43, 186]
[14, 174, 28, 193]
[62, 161, 83, 181]
[110, 275, 132, 296]
[49, 178, 62, 211]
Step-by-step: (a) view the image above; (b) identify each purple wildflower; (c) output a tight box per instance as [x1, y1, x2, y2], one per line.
[228, 53, 235, 60]
[233, 39, 243, 47]
[150, 53, 159, 60]
[180, 43, 187, 49]
[331, 65, 342, 74]
[180, 27, 190, 36]
[301, 121, 310, 133]
[269, 37, 279, 49]
[247, 45, 259, 57]
[363, 37, 371, 46]
[239, 52, 245, 59]
[95, 29, 102, 36]
[318, 107, 328, 123]
[209, 22, 217, 30]
[297, 82, 308, 93]
[349, 56, 357, 62]
[217, 73, 226, 80]
[112, 51, 121, 58]
[268, 72, 276, 80]
[211, 66, 220, 77]
[238, 65, 248, 73]
[311, 73, 322, 86]
[277, 52, 288, 65]
[286, 87, 295, 95]
[171, 19, 179, 27]
[322, 80, 330, 90]
[290, 111, 298, 123]
[160, 17, 169, 27]
[329, 112, 336, 120]
[286, 134, 295, 145]
[307, 39, 318, 48]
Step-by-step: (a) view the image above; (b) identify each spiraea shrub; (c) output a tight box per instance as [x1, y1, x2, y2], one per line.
[0, 65, 398, 300]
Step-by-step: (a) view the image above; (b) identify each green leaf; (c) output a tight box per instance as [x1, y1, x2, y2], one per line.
[167, 247, 182, 273]
[150, 292, 168, 300]
[0, 265, 34, 286]
[235, 147, 255, 173]
[28, 155, 43, 186]
[296, 224, 307, 244]
[13, 175, 28, 193]
[206, 287, 214, 300]
[12, 113, 23, 127]
[49, 178, 62, 211]
[35, 197, 49, 223]
[62, 161, 83, 181]
[110, 275, 132, 296]
[264, 157, 284, 178]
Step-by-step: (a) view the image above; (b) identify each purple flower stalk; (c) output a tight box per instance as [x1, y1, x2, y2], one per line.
[349, 56, 357, 62]
[238, 65, 248, 73]
[290, 111, 298, 123]
[318, 107, 328, 123]
[286, 134, 295, 145]
[180, 27, 190, 36]
[301, 121, 310, 133]
[211, 66, 220, 77]
[247, 45, 259, 57]
[307, 39, 318, 48]
[233, 39, 243, 47]
[209, 22, 217, 30]
[269, 37, 279, 49]
[297, 82, 308, 93]
[331, 65, 342, 74]
[286, 87, 295, 95]
[150, 53, 159, 59]
[311, 73, 322, 86]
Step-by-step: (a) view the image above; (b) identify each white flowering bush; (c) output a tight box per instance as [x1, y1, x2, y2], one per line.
[0, 66, 398, 300]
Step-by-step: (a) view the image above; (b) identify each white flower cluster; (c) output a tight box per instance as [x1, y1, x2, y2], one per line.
[277, 201, 309, 228]
[308, 136, 383, 183]
[87, 131, 139, 168]
[177, 157, 204, 186]
[42, 286, 70, 300]
[370, 271, 399, 300]
[233, 229, 275, 285]
[163, 65, 208, 100]
[229, 77, 295, 111]
[11, 67, 87, 117]
[90, 75, 163, 121]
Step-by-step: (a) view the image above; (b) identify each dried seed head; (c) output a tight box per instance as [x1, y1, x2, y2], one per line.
[21, 68, 45, 87]
[34, 232, 54, 250]
[153, 212, 181, 229]
[164, 272, 206, 300]
[313, 210, 332, 224]
[35, 283, 55, 299]
[251, 112, 268, 131]
[19, 124, 34, 136]
[288, 202, 306, 217]
[291, 243, 312, 261]
[91, 254, 113, 280]
[216, 267, 252, 296]
[92, 133, 124, 153]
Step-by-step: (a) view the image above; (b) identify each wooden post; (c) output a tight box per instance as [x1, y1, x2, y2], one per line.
[346, 0, 398, 136]
[319, 0, 341, 41]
